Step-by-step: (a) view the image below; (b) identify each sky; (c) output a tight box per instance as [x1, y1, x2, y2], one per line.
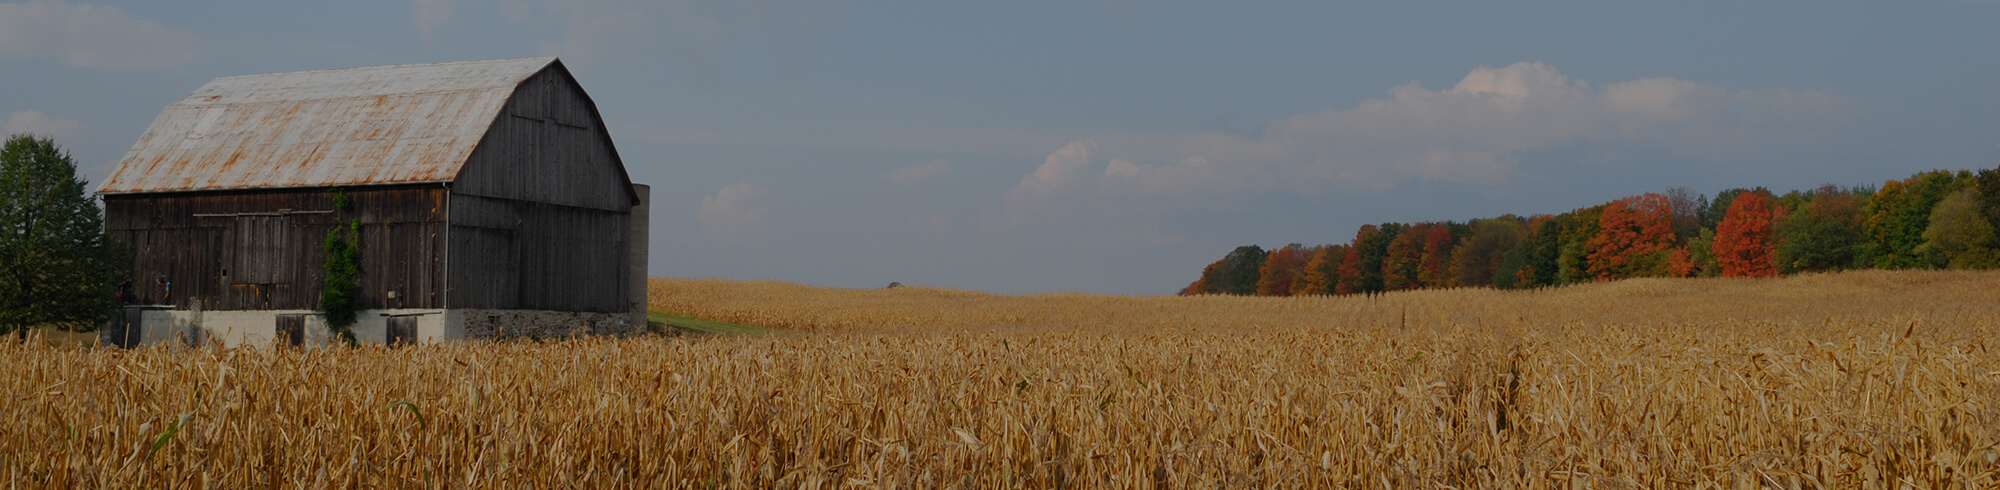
[3, 1, 1997, 295]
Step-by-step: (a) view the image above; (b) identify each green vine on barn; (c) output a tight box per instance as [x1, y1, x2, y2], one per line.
[319, 218, 361, 344]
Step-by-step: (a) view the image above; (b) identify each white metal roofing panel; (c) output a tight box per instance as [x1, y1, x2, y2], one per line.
[98, 57, 557, 194]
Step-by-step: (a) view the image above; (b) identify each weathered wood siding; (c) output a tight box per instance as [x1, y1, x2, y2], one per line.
[446, 193, 629, 312]
[453, 66, 633, 212]
[103, 186, 448, 311]
[442, 63, 634, 313]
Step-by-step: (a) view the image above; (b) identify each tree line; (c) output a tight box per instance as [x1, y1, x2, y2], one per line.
[1183, 167, 2000, 296]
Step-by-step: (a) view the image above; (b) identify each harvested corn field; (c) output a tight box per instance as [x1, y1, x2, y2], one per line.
[5, 271, 2000, 487]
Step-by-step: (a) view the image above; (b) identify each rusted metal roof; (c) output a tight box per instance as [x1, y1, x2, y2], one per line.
[98, 57, 559, 194]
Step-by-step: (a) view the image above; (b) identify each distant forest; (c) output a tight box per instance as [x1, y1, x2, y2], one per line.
[1183, 166, 2000, 296]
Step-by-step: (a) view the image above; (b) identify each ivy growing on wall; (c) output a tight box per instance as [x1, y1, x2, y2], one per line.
[319, 218, 361, 344]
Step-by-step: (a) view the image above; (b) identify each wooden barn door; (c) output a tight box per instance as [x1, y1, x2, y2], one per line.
[275, 314, 306, 347]
[386, 316, 417, 345]
[110, 307, 145, 348]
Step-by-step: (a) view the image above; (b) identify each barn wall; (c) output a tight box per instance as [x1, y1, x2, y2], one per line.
[103, 186, 448, 311]
[446, 193, 629, 312]
[452, 66, 632, 212]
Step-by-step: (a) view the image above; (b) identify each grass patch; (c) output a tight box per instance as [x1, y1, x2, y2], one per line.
[646, 309, 773, 336]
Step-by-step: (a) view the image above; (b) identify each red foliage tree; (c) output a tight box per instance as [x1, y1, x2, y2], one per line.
[1181, 260, 1224, 295]
[1715, 191, 1780, 277]
[1255, 244, 1309, 296]
[1666, 246, 1695, 277]
[1585, 193, 1678, 280]
[1416, 224, 1456, 288]
[1334, 226, 1377, 295]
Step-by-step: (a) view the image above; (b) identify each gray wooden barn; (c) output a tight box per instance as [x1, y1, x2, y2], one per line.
[96, 57, 650, 347]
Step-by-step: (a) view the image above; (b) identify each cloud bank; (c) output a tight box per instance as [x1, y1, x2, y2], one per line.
[0, 1, 200, 71]
[1003, 62, 1854, 229]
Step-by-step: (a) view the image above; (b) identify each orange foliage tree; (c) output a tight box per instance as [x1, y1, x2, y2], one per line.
[1715, 191, 1780, 277]
[1294, 245, 1347, 295]
[1585, 193, 1677, 280]
[1381, 228, 1426, 291]
[1255, 244, 1309, 296]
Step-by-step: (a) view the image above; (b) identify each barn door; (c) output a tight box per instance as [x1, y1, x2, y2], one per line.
[110, 307, 145, 348]
[386, 316, 417, 345]
[275, 314, 306, 347]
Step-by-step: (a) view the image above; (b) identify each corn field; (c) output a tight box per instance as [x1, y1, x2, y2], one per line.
[3, 270, 1999, 487]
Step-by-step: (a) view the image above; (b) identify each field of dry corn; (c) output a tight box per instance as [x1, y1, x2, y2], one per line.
[4, 270, 1999, 487]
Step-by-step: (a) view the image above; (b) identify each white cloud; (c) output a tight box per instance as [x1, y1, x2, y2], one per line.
[1179, 61, 1851, 193]
[996, 62, 1855, 236]
[0, 1, 200, 71]
[3, 110, 83, 142]
[698, 183, 767, 241]
[888, 159, 951, 185]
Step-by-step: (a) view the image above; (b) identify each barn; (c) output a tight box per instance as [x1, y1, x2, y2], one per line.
[96, 57, 650, 347]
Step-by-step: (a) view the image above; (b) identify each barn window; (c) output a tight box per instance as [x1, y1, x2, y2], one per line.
[233, 216, 293, 284]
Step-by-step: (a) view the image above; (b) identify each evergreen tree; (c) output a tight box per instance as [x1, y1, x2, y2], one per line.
[0, 135, 124, 334]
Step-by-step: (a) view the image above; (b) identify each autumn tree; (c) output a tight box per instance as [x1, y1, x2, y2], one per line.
[1415, 223, 1459, 288]
[1715, 190, 1780, 277]
[1255, 244, 1309, 296]
[1585, 194, 1676, 280]
[1337, 224, 1400, 295]
[1501, 216, 1566, 289]
[1381, 225, 1429, 291]
[1450, 217, 1526, 289]
[1293, 245, 1346, 295]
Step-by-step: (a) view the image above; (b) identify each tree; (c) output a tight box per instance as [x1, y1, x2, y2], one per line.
[1449, 217, 1526, 289]
[1294, 245, 1346, 296]
[1775, 184, 1865, 273]
[1864, 170, 1971, 269]
[1585, 193, 1677, 280]
[1977, 166, 2000, 235]
[1714, 191, 1779, 277]
[1339, 223, 1401, 295]
[1415, 223, 1458, 288]
[1556, 206, 1604, 284]
[1255, 244, 1309, 296]
[1381, 225, 1429, 291]
[1664, 186, 1703, 243]
[1184, 245, 1267, 295]
[0, 135, 124, 334]
[1916, 188, 2000, 269]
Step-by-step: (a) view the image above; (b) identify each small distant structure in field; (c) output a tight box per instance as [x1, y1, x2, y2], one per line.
[886, 282, 903, 289]
[96, 57, 650, 347]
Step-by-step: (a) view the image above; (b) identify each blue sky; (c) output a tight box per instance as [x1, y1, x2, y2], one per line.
[3, 1, 1996, 294]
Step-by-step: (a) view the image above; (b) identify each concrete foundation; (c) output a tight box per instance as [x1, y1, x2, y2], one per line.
[105, 307, 635, 347]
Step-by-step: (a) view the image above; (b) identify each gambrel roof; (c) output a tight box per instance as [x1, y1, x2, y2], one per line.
[99, 57, 600, 194]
